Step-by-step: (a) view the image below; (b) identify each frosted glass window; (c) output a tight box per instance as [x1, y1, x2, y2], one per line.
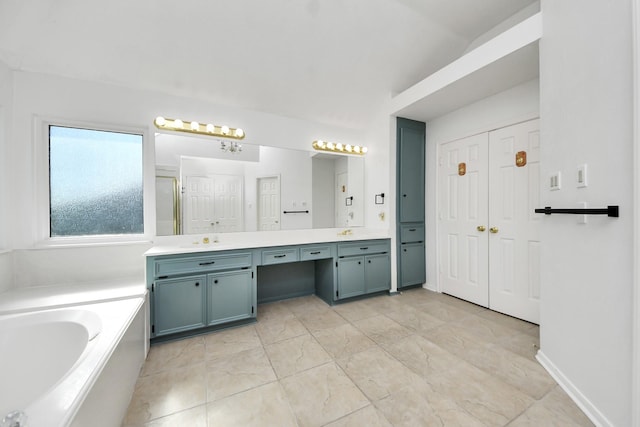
[49, 126, 144, 237]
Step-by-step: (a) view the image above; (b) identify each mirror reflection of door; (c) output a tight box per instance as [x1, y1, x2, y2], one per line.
[155, 176, 178, 236]
[184, 174, 244, 234]
[335, 171, 349, 227]
[257, 176, 281, 231]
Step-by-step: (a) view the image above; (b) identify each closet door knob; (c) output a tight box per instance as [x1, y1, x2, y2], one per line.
[477, 225, 486, 232]
[490, 227, 499, 234]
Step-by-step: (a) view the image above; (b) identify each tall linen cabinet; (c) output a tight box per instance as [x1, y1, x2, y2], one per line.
[396, 117, 426, 289]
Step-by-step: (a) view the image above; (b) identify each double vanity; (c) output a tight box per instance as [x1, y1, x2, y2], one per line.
[145, 230, 391, 341]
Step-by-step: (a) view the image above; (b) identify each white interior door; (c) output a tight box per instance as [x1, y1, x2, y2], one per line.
[488, 119, 541, 324]
[438, 133, 490, 307]
[213, 175, 244, 232]
[257, 176, 281, 231]
[184, 174, 243, 233]
[184, 175, 214, 234]
[437, 119, 541, 324]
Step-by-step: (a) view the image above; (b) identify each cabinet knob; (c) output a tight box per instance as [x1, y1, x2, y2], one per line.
[404, 249, 407, 252]
[358, 261, 361, 264]
[403, 194, 407, 197]
[214, 279, 218, 284]
[195, 282, 200, 287]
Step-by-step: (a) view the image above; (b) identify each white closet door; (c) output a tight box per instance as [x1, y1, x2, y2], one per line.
[184, 175, 215, 234]
[438, 133, 490, 307]
[213, 175, 244, 232]
[488, 119, 541, 324]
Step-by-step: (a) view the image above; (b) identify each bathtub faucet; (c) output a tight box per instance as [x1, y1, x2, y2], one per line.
[1, 411, 27, 427]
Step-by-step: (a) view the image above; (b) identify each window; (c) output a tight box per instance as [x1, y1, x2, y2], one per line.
[48, 125, 144, 237]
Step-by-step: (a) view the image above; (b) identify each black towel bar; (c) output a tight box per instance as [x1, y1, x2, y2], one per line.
[534, 206, 619, 217]
[283, 210, 309, 214]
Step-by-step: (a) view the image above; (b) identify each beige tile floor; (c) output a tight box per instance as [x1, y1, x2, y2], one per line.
[122, 288, 594, 427]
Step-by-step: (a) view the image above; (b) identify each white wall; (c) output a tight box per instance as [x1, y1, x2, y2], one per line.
[7, 70, 371, 287]
[424, 78, 539, 290]
[0, 60, 15, 292]
[538, 1, 633, 425]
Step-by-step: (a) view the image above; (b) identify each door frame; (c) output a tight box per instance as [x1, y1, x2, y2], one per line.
[632, 0, 640, 424]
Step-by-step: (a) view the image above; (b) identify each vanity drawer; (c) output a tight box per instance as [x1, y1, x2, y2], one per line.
[300, 245, 332, 261]
[400, 224, 425, 243]
[338, 240, 390, 257]
[155, 252, 252, 277]
[261, 247, 299, 265]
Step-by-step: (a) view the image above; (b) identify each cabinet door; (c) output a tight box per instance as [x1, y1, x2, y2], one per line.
[207, 270, 254, 326]
[398, 118, 425, 223]
[154, 275, 206, 336]
[400, 243, 426, 288]
[337, 256, 365, 299]
[365, 254, 391, 293]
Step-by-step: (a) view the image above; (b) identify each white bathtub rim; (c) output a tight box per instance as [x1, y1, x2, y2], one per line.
[0, 298, 145, 427]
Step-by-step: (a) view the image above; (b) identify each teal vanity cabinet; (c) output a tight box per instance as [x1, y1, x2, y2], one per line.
[154, 275, 206, 336]
[336, 239, 391, 300]
[396, 117, 426, 289]
[148, 250, 255, 339]
[207, 270, 254, 326]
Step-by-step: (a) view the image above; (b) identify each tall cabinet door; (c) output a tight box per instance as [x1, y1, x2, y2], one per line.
[488, 119, 541, 324]
[438, 133, 490, 307]
[398, 123, 425, 223]
[397, 117, 426, 289]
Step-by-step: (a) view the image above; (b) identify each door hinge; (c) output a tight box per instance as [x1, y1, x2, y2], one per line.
[151, 324, 155, 334]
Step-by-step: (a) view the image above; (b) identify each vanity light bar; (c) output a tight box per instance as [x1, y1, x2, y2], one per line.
[312, 140, 368, 155]
[154, 116, 245, 140]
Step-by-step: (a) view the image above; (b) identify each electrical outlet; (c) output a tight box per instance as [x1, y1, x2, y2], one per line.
[577, 164, 588, 188]
[549, 172, 562, 191]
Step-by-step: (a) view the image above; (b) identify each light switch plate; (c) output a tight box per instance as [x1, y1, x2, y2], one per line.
[577, 164, 588, 188]
[549, 172, 562, 191]
[577, 201, 587, 224]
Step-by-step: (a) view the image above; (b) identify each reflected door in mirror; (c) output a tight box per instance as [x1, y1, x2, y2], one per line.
[257, 176, 281, 231]
[184, 175, 244, 233]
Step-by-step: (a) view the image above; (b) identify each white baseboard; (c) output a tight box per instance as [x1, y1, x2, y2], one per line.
[536, 350, 613, 427]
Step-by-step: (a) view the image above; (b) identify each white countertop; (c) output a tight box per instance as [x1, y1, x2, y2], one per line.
[146, 228, 391, 257]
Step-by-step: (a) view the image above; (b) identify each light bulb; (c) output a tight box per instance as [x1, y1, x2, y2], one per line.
[327, 142, 335, 150]
[221, 125, 230, 135]
[155, 116, 166, 127]
[190, 121, 199, 131]
[173, 119, 183, 129]
[345, 144, 352, 152]
[354, 145, 361, 153]
[206, 123, 215, 133]
[336, 143, 343, 151]
[362, 146, 368, 153]
[235, 128, 244, 138]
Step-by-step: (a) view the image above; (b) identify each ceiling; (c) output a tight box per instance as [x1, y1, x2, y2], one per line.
[0, 0, 538, 130]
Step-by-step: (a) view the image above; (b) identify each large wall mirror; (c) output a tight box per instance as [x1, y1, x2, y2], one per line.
[154, 132, 365, 236]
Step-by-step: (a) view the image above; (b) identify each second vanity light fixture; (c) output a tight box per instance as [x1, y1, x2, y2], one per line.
[154, 116, 245, 140]
[312, 140, 368, 155]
